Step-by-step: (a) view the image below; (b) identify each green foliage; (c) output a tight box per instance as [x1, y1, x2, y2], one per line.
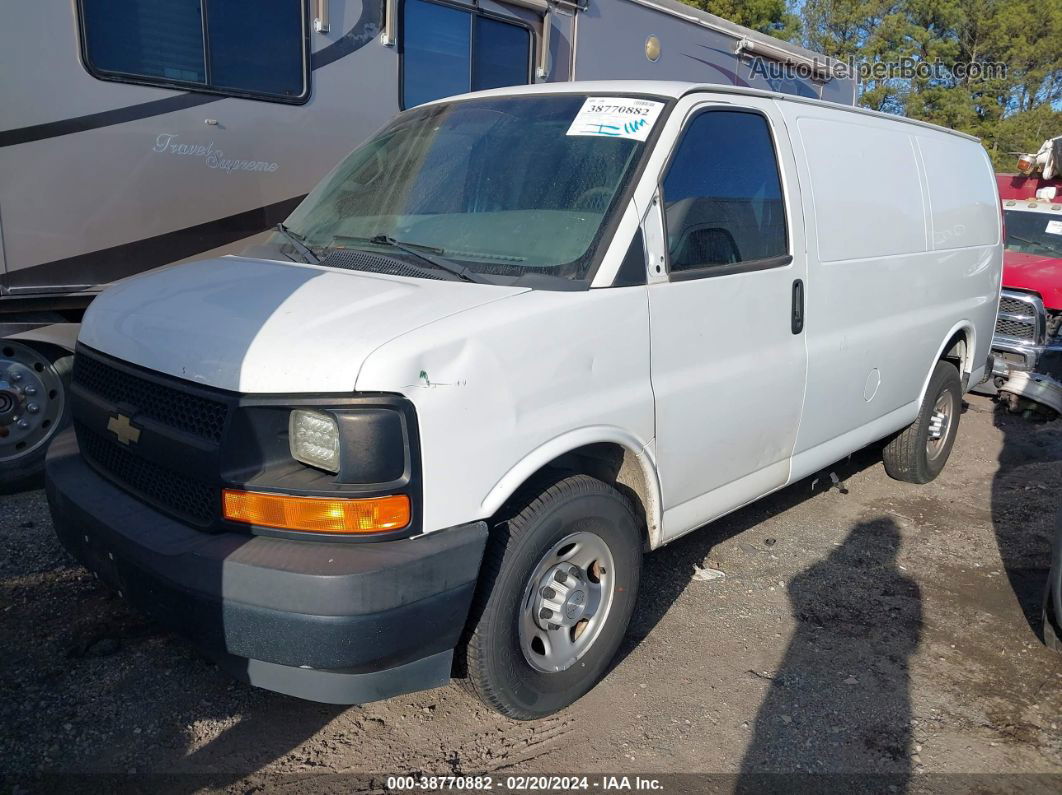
[676, 0, 1062, 169]
[672, 0, 800, 37]
[983, 106, 1062, 170]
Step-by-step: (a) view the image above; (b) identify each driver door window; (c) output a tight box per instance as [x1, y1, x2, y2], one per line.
[661, 110, 788, 277]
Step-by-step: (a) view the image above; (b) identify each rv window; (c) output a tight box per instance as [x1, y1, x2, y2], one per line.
[661, 111, 788, 275]
[402, 0, 532, 109]
[79, 0, 307, 103]
[402, 1, 472, 109]
[473, 17, 532, 92]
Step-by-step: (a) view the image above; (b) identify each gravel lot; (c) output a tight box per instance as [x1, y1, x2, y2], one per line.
[2, 394, 1060, 791]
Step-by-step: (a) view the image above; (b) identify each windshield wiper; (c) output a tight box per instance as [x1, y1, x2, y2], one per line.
[1008, 234, 1062, 257]
[275, 223, 319, 265]
[331, 234, 487, 284]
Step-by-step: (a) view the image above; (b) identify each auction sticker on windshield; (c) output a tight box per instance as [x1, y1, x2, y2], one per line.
[1046, 220, 1062, 236]
[567, 98, 665, 141]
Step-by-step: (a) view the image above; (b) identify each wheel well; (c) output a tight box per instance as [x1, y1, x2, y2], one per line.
[504, 442, 658, 550]
[941, 329, 970, 375]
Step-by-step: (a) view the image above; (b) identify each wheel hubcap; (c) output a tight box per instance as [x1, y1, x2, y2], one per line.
[0, 344, 64, 463]
[519, 531, 616, 673]
[926, 391, 953, 460]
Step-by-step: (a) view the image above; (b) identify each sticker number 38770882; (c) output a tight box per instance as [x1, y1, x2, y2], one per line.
[566, 97, 666, 142]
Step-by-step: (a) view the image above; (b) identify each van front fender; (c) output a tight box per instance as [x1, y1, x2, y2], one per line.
[480, 426, 664, 549]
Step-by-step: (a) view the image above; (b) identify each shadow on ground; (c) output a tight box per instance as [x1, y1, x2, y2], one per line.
[736, 517, 921, 787]
[990, 409, 1061, 639]
[0, 496, 345, 789]
[617, 444, 886, 665]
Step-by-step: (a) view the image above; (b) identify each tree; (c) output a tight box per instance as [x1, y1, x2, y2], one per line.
[677, 0, 1062, 168]
[674, 0, 799, 38]
[799, 0, 1061, 168]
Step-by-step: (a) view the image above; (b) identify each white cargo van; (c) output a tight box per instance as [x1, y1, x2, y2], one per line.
[46, 81, 1002, 719]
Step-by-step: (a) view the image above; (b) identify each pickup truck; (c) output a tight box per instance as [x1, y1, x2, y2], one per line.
[988, 169, 1062, 418]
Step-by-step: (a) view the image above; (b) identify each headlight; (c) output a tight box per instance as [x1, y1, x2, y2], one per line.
[289, 409, 341, 473]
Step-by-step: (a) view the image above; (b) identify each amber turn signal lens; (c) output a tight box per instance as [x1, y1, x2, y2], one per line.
[222, 490, 410, 534]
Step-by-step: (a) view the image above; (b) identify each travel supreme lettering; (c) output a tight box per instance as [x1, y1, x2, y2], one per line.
[152, 133, 279, 173]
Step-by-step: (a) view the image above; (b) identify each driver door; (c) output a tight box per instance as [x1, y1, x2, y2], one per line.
[646, 98, 809, 542]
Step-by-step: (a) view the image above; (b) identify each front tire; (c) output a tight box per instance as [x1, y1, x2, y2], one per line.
[883, 360, 962, 484]
[461, 474, 643, 720]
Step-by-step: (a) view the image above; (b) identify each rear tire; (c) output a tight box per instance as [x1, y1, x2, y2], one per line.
[0, 343, 73, 494]
[883, 360, 962, 484]
[460, 474, 642, 720]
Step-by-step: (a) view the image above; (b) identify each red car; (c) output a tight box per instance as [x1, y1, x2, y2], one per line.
[987, 173, 1062, 417]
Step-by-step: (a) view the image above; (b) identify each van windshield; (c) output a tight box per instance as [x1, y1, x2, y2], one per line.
[280, 94, 663, 284]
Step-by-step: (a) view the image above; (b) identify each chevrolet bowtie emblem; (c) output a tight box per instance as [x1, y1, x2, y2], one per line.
[107, 414, 141, 445]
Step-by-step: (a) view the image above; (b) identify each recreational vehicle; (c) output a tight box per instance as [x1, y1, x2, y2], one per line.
[47, 80, 1000, 718]
[1, 0, 854, 488]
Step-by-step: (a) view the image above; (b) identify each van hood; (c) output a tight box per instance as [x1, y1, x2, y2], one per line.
[1003, 250, 1062, 310]
[79, 256, 529, 393]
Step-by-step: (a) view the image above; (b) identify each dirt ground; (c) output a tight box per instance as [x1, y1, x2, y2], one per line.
[2, 394, 1061, 791]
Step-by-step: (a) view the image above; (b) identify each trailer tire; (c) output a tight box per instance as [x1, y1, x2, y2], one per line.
[460, 474, 642, 720]
[883, 360, 962, 484]
[0, 343, 73, 494]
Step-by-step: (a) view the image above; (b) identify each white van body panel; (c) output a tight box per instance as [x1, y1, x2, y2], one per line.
[355, 287, 655, 536]
[72, 81, 1002, 552]
[778, 101, 1001, 478]
[79, 256, 528, 393]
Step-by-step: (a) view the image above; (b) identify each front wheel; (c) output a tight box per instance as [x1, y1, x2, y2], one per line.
[883, 360, 962, 484]
[460, 474, 643, 720]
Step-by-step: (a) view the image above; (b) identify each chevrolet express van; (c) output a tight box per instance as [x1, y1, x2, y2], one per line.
[45, 81, 1002, 719]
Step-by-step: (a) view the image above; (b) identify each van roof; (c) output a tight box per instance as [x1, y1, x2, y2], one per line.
[423, 80, 980, 144]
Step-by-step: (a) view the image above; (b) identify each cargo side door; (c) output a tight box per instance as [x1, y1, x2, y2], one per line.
[645, 97, 808, 542]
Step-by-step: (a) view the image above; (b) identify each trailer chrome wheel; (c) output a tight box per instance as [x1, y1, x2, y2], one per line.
[519, 531, 616, 673]
[0, 342, 72, 492]
[0, 343, 66, 463]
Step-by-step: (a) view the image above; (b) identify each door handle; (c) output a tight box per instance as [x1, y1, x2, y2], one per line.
[791, 279, 804, 335]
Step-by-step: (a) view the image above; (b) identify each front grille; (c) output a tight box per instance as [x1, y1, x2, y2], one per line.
[996, 316, 1036, 341]
[73, 354, 228, 443]
[994, 292, 1040, 343]
[77, 422, 216, 527]
[70, 348, 234, 529]
[999, 296, 1029, 316]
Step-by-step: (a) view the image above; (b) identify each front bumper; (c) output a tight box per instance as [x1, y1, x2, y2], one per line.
[987, 349, 1062, 414]
[45, 428, 487, 704]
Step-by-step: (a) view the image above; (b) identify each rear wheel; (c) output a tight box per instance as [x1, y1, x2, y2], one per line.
[883, 360, 962, 484]
[461, 474, 642, 719]
[0, 342, 73, 494]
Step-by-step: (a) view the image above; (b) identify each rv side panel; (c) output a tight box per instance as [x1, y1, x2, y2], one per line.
[573, 0, 855, 104]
